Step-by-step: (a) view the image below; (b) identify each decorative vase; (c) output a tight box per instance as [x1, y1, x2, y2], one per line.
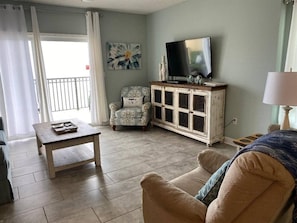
[159, 56, 166, 81]
[194, 75, 204, 85]
[187, 75, 194, 83]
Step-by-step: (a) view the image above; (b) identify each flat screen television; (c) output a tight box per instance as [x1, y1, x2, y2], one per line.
[166, 37, 212, 80]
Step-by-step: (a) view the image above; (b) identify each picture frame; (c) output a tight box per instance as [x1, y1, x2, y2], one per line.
[106, 42, 142, 70]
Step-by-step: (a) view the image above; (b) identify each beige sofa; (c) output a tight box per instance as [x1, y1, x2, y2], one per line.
[141, 149, 295, 223]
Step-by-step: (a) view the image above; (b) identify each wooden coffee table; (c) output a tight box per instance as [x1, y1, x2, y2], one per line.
[33, 119, 101, 178]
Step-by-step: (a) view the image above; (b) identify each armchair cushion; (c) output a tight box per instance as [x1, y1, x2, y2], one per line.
[115, 107, 143, 118]
[122, 96, 144, 108]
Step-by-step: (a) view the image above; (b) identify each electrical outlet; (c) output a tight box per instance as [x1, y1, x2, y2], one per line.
[232, 117, 238, 125]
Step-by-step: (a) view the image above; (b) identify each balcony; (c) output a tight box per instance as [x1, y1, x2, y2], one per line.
[36, 77, 91, 123]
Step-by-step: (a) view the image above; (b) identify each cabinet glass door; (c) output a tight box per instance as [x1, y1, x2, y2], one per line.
[179, 112, 188, 128]
[155, 106, 162, 120]
[179, 93, 189, 109]
[163, 88, 175, 125]
[193, 95, 205, 112]
[165, 108, 173, 123]
[192, 92, 207, 133]
[165, 91, 173, 106]
[193, 115, 204, 132]
[152, 88, 162, 121]
[154, 89, 162, 103]
[177, 90, 190, 129]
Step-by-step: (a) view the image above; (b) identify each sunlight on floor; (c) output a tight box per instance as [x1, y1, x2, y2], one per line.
[52, 108, 91, 123]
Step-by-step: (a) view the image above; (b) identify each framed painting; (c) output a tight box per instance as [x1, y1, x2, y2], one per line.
[107, 42, 141, 70]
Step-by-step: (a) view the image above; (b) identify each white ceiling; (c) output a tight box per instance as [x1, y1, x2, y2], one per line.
[14, 0, 188, 14]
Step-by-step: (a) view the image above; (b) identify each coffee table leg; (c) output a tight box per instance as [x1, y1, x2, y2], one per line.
[93, 134, 100, 166]
[45, 145, 56, 178]
[36, 134, 42, 155]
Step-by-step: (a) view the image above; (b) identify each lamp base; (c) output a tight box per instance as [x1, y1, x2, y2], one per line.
[281, 105, 292, 130]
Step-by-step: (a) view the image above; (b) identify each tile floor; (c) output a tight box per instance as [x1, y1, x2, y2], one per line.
[0, 125, 237, 223]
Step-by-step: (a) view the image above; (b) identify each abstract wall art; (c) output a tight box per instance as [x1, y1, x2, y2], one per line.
[107, 42, 142, 70]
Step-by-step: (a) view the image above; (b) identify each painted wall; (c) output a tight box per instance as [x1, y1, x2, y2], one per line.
[146, 0, 283, 138]
[100, 11, 147, 104]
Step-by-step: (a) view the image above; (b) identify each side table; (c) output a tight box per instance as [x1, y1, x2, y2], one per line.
[233, 133, 263, 151]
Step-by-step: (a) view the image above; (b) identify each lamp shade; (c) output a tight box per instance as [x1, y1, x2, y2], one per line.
[263, 72, 297, 106]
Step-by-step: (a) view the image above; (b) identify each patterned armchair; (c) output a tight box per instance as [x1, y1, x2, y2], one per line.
[109, 86, 151, 130]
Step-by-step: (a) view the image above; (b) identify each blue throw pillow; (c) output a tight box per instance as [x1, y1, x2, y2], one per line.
[195, 160, 230, 206]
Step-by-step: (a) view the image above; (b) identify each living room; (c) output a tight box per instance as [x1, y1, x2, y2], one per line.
[1, 0, 287, 139]
[0, 0, 295, 222]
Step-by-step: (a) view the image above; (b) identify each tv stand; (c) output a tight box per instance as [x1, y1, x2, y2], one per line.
[150, 81, 227, 146]
[164, 80, 187, 84]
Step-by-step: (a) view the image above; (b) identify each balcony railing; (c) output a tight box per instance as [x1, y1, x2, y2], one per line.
[36, 77, 90, 112]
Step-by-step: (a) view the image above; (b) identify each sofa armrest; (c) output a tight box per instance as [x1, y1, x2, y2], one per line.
[141, 172, 207, 223]
[109, 101, 121, 112]
[198, 149, 229, 174]
[206, 152, 295, 223]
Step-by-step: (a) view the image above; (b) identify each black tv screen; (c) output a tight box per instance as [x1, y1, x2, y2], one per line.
[166, 37, 212, 79]
[166, 41, 189, 77]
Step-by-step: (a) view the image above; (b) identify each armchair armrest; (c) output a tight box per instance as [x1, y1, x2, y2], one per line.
[142, 102, 151, 112]
[141, 172, 206, 223]
[109, 101, 121, 112]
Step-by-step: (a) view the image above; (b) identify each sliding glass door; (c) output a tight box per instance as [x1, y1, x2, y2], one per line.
[29, 34, 91, 123]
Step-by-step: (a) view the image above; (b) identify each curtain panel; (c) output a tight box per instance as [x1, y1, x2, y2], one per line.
[0, 4, 39, 139]
[280, 2, 297, 128]
[86, 11, 109, 126]
[31, 6, 52, 122]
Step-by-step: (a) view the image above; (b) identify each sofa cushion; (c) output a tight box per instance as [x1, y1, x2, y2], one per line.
[171, 167, 211, 196]
[115, 107, 143, 118]
[195, 159, 230, 206]
[198, 149, 229, 174]
[122, 96, 144, 108]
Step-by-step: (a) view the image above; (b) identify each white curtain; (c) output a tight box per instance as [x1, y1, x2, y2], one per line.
[86, 11, 109, 125]
[281, 2, 297, 128]
[0, 5, 39, 139]
[285, 3, 297, 72]
[31, 6, 52, 122]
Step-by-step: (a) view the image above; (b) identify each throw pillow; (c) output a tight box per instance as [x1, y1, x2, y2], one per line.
[122, 96, 144, 108]
[195, 159, 230, 206]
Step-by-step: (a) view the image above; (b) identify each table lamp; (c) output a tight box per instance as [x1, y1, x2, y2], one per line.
[263, 72, 297, 130]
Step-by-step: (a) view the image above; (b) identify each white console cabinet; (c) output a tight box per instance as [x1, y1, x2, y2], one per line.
[150, 81, 227, 146]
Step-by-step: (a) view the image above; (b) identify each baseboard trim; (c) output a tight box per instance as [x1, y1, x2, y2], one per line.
[224, 136, 237, 147]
